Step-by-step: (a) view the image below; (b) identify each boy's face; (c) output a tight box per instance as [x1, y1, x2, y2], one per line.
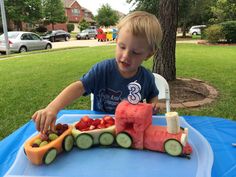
[115, 25, 153, 78]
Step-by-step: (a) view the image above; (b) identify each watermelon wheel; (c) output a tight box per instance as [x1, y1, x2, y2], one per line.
[116, 132, 132, 148]
[164, 139, 183, 156]
[43, 148, 57, 165]
[76, 133, 93, 149]
[99, 132, 114, 146]
[62, 135, 74, 152]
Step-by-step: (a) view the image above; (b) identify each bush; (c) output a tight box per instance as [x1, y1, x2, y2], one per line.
[204, 25, 224, 43]
[67, 23, 74, 33]
[79, 19, 89, 31]
[220, 21, 236, 43]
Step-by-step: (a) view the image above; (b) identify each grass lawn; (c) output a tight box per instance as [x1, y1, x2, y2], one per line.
[0, 44, 236, 140]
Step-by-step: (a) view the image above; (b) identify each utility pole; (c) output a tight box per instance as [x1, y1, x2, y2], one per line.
[0, 0, 10, 55]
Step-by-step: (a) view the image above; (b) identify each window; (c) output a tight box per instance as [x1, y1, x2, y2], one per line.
[21, 34, 32, 40]
[72, 8, 80, 16]
[30, 33, 41, 40]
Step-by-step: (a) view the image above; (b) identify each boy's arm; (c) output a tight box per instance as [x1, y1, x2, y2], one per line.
[148, 96, 159, 114]
[32, 81, 85, 133]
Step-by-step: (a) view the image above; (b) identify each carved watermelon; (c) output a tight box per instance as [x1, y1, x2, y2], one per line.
[115, 100, 152, 149]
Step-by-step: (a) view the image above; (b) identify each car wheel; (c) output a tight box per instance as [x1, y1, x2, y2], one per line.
[51, 37, 55, 42]
[45, 44, 52, 50]
[192, 32, 197, 35]
[65, 36, 69, 41]
[19, 46, 27, 53]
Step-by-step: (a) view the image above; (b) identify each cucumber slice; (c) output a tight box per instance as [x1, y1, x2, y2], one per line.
[76, 133, 93, 149]
[62, 135, 74, 152]
[116, 132, 132, 148]
[99, 132, 114, 146]
[43, 148, 57, 165]
[164, 139, 183, 156]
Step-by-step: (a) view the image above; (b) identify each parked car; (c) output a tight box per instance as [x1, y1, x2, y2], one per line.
[42, 30, 70, 42]
[76, 29, 97, 40]
[0, 31, 52, 54]
[189, 25, 206, 35]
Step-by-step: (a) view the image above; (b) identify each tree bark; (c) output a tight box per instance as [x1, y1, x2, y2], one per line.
[152, 0, 178, 81]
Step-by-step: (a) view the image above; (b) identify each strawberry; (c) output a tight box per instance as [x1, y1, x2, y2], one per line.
[103, 116, 113, 121]
[89, 125, 96, 130]
[81, 116, 93, 127]
[75, 121, 87, 131]
[97, 124, 106, 129]
[81, 127, 90, 131]
[92, 119, 101, 127]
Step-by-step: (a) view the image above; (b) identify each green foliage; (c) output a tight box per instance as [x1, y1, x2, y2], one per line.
[67, 24, 74, 33]
[79, 19, 90, 31]
[221, 21, 236, 43]
[42, 0, 67, 25]
[127, 0, 215, 35]
[210, 0, 236, 23]
[5, 0, 42, 30]
[95, 4, 119, 27]
[127, 0, 159, 16]
[205, 24, 224, 43]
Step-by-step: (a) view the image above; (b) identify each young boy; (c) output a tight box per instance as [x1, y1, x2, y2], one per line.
[32, 11, 163, 133]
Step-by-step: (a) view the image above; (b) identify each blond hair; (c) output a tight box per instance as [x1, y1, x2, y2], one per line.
[117, 11, 162, 53]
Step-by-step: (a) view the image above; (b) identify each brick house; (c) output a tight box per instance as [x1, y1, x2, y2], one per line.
[6, 0, 95, 32]
[62, 0, 95, 32]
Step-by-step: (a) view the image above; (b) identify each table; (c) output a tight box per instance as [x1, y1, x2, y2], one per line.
[0, 110, 236, 177]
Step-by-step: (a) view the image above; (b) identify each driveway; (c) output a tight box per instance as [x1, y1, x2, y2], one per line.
[52, 39, 115, 49]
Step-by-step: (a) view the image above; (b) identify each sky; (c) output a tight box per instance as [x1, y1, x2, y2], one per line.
[77, 0, 136, 15]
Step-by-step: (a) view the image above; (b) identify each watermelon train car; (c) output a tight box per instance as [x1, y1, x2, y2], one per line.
[115, 101, 192, 157]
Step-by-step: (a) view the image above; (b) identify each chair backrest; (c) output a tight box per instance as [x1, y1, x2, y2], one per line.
[152, 73, 171, 112]
[90, 73, 171, 112]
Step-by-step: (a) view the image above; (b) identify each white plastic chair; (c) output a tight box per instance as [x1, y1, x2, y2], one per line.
[90, 73, 171, 112]
[152, 73, 171, 113]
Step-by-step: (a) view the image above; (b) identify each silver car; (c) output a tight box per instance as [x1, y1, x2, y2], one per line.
[76, 29, 97, 40]
[0, 31, 52, 54]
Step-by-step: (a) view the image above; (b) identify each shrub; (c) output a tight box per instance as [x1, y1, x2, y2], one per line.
[220, 21, 236, 43]
[204, 25, 224, 43]
[79, 19, 89, 31]
[67, 23, 74, 33]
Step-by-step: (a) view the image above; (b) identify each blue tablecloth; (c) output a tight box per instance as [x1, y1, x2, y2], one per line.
[0, 110, 236, 177]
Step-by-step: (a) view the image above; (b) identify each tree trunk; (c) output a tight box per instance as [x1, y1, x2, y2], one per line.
[152, 0, 179, 81]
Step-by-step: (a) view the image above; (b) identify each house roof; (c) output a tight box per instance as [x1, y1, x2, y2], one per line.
[83, 17, 95, 23]
[63, 0, 76, 8]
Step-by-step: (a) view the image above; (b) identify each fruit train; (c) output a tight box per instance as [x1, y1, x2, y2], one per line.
[24, 100, 192, 165]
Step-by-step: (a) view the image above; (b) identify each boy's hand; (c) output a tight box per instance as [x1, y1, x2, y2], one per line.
[32, 108, 57, 133]
[152, 102, 159, 115]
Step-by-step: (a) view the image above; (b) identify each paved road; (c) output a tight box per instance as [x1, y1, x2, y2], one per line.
[52, 39, 115, 49]
[0, 39, 198, 60]
[52, 38, 198, 49]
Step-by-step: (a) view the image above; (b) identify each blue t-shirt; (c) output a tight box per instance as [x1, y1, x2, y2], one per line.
[80, 58, 159, 113]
